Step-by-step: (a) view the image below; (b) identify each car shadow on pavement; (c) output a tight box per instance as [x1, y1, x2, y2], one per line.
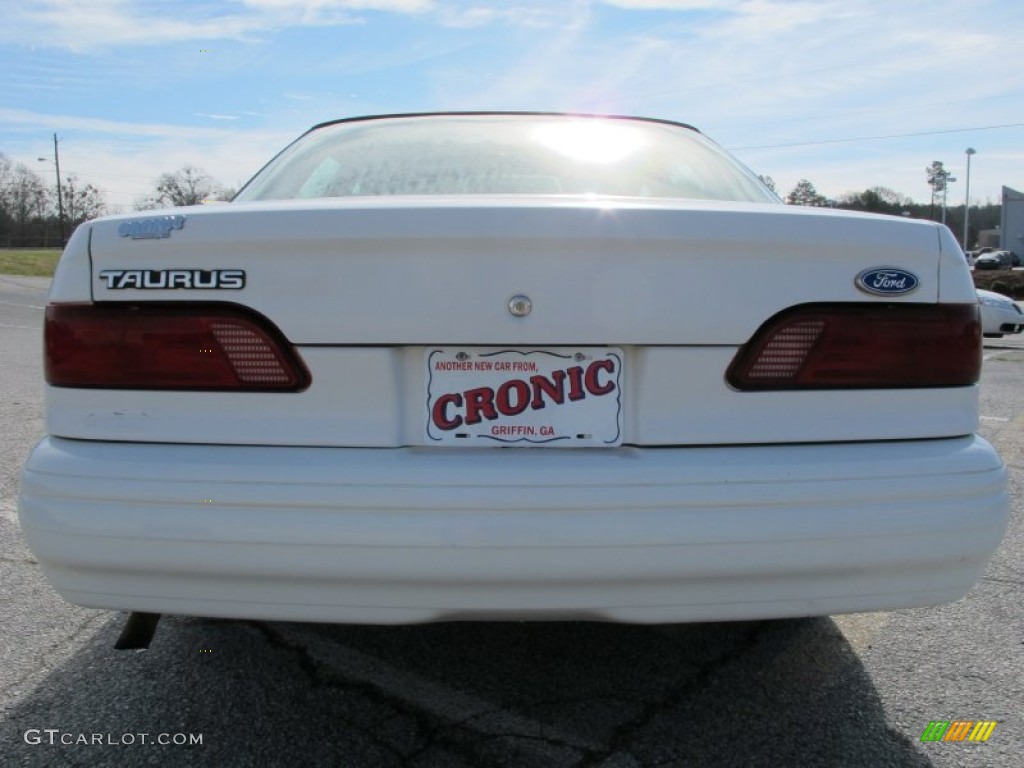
[1, 610, 933, 767]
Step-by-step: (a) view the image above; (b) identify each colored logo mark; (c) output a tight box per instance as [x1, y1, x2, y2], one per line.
[920, 720, 997, 742]
[854, 267, 920, 296]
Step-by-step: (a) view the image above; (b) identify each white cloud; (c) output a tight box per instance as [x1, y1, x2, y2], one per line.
[3, 0, 1020, 206]
[3, 110, 294, 211]
[1, 0, 433, 50]
[242, 0, 434, 10]
[425, 0, 1022, 202]
[0, 108, 241, 140]
[436, 4, 571, 29]
[599, 0, 727, 8]
[8, 2, 263, 49]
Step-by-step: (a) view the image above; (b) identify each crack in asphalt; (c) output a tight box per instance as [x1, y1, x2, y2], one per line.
[0, 611, 108, 701]
[242, 619, 780, 767]
[981, 575, 1024, 588]
[402, 694, 634, 766]
[411, 729, 589, 767]
[246, 621, 614, 766]
[570, 622, 771, 768]
[244, 621, 431, 764]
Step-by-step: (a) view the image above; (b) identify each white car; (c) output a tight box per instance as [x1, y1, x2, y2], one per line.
[978, 288, 1024, 337]
[19, 113, 1009, 635]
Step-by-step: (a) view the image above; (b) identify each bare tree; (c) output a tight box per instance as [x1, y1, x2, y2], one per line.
[0, 154, 14, 243]
[8, 165, 50, 243]
[133, 195, 159, 211]
[62, 175, 106, 228]
[0, 153, 13, 205]
[0, 155, 112, 245]
[153, 166, 225, 207]
[757, 175, 778, 195]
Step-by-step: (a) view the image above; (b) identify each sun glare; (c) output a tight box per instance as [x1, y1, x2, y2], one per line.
[532, 121, 648, 165]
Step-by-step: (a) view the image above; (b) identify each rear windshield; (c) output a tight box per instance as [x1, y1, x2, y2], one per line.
[234, 114, 778, 204]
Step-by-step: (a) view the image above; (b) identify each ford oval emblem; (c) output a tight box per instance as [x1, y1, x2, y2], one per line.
[855, 267, 920, 296]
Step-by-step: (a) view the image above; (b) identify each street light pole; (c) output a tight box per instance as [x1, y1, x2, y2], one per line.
[962, 148, 976, 251]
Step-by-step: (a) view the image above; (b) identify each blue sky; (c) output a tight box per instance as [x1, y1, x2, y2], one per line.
[2, 0, 1022, 211]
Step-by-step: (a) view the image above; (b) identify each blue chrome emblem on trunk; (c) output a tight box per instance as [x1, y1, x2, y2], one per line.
[855, 267, 919, 296]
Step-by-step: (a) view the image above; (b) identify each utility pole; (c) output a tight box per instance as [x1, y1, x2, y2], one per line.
[53, 133, 66, 244]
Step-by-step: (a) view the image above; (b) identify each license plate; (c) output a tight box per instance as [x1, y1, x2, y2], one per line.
[425, 347, 624, 447]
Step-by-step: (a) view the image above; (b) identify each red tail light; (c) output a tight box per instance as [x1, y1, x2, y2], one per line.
[45, 303, 311, 391]
[726, 303, 980, 390]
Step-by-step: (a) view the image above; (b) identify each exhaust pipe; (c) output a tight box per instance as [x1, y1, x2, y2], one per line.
[114, 612, 161, 650]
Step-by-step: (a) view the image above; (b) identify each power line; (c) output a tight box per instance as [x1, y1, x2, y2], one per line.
[728, 122, 1024, 151]
[580, 37, 1022, 111]
[721, 90, 1024, 135]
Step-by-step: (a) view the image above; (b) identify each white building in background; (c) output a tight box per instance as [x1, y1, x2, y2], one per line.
[1002, 186, 1024, 256]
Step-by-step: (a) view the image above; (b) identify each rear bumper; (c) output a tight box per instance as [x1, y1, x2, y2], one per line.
[18, 436, 1009, 624]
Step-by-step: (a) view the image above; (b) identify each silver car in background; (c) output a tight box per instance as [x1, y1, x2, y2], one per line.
[978, 289, 1024, 337]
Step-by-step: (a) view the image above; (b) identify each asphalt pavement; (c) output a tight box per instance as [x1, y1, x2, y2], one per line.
[0, 275, 1020, 767]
